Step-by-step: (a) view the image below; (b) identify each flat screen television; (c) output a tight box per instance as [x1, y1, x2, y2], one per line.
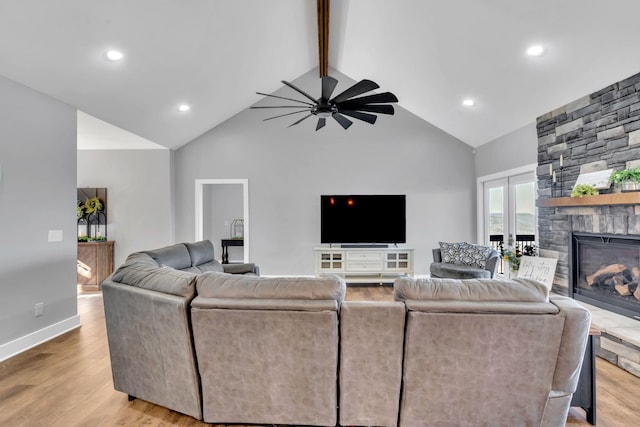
[320, 195, 406, 244]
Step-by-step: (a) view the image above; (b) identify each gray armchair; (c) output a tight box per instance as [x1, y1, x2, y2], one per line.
[430, 246, 500, 279]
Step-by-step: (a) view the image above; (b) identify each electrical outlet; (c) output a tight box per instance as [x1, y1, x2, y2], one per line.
[34, 302, 44, 317]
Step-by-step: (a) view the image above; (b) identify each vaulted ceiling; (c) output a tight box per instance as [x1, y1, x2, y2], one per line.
[1, 0, 640, 150]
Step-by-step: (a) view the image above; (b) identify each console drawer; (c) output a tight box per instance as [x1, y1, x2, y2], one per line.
[346, 262, 384, 271]
[346, 252, 383, 261]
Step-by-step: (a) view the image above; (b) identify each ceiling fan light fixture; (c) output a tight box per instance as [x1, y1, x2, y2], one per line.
[252, 76, 398, 131]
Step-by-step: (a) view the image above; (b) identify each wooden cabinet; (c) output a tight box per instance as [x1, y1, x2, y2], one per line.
[315, 247, 414, 284]
[77, 241, 115, 289]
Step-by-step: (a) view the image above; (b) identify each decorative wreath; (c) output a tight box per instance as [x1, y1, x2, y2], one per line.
[84, 197, 103, 215]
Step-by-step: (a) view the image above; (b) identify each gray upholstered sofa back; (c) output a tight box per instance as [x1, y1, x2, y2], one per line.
[191, 273, 346, 425]
[390, 276, 590, 427]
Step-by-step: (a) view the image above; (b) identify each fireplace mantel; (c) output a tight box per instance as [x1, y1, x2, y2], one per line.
[538, 192, 640, 207]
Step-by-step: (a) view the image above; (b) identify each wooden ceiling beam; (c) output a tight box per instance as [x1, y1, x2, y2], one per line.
[317, 0, 329, 77]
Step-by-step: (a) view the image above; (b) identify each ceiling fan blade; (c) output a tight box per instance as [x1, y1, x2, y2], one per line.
[339, 110, 377, 124]
[321, 76, 338, 100]
[288, 114, 313, 127]
[282, 80, 318, 103]
[251, 105, 313, 109]
[330, 79, 380, 103]
[263, 110, 310, 121]
[316, 117, 326, 131]
[332, 113, 353, 129]
[339, 92, 399, 106]
[256, 92, 314, 106]
[341, 104, 395, 115]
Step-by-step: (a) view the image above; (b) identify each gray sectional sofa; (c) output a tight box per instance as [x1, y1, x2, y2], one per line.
[102, 242, 591, 427]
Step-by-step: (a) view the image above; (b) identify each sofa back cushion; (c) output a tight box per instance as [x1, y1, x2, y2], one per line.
[111, 252, 197, 298]
[144, 244, 192, 270]
[196, 272, 346, 303]
[184, 240, 215, 266]
[394, 277, 549, 303]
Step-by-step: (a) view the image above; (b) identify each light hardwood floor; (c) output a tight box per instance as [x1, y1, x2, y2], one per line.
[0, 285, 638, 426]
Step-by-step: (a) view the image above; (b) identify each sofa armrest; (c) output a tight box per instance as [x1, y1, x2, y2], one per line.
[549, 295, 591, 393]
[222, 263, 259, 275]
[485, 250, 501, 278]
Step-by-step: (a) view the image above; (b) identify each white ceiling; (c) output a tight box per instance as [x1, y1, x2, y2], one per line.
[2, 0, 640, 150]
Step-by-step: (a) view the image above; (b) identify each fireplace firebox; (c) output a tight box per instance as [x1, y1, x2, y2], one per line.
[569, 232, 640, 320]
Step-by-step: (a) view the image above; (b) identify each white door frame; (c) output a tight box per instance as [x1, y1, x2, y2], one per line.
[476, 163, 537, 244]
[195, 179, 249, 262]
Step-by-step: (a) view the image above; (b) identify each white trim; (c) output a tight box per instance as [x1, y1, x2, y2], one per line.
[0, 315, 81, 362]
[476, 163, 537, 243]
[195, 179, 249, 263]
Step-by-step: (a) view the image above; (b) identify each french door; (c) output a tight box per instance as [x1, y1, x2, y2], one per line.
[482, 171, 537, 274]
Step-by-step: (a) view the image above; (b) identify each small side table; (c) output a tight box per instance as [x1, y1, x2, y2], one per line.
[571, 326, 600, 425]
[221, 239, 243, 264]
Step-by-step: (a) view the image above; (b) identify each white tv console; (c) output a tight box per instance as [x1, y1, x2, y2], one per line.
[314, 246, 414, 284]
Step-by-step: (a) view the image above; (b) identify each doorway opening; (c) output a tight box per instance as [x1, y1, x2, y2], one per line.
[195, 179, 249, 263]
[477, 165, 537, 275]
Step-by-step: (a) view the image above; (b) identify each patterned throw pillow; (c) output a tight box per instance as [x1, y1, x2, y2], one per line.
[438, 241, 467, 265]
[460, 243, 493, 269]
[439, 241, 493, 269]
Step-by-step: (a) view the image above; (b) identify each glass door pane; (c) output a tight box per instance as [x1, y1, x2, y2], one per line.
[509, 173, 537, 257]
[483, 172, 537, 277]
[484, 178, 508, 274]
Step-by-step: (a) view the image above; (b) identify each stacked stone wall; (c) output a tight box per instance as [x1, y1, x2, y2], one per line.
[536, 72, 640, 292]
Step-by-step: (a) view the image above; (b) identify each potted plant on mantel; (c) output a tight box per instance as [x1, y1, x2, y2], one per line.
[610, 167, 640, 192]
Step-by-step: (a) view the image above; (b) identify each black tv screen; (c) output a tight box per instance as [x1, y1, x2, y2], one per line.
[321, 195, 406, 244]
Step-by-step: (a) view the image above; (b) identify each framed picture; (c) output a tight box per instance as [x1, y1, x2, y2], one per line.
[517, 256, 558, 290]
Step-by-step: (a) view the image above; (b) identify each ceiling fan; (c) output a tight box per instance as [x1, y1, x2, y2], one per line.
[251, 0, 398, 131]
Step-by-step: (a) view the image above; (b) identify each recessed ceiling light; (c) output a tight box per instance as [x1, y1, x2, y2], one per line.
[526, 45, 545, 56]
[462, 99, 475, 107]
[105, 50, 124, 61]
[178, 104, 191, 112]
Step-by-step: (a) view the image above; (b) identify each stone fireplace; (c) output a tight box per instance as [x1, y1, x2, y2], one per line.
[536, 71, 640, 378]
[570, 231, 640, 320]
[536, 71, 640, 295]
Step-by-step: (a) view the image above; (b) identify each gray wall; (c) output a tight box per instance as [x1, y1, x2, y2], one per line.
[175, 69, 476, 276]
[474, 123, 538, 178]
[77, 149, 173, 267]
[0, 74, 78, 356]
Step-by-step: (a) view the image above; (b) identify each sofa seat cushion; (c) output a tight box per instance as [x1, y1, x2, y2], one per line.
[394, 277, 549, 303]
[195, 260, 225, 273]
[111, 252, 197, 298]
[430, 262, 491, 279]
[196, 272, 346, 304]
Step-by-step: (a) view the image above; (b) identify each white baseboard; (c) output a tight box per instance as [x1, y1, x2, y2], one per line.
[0, 315, 81, 362]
